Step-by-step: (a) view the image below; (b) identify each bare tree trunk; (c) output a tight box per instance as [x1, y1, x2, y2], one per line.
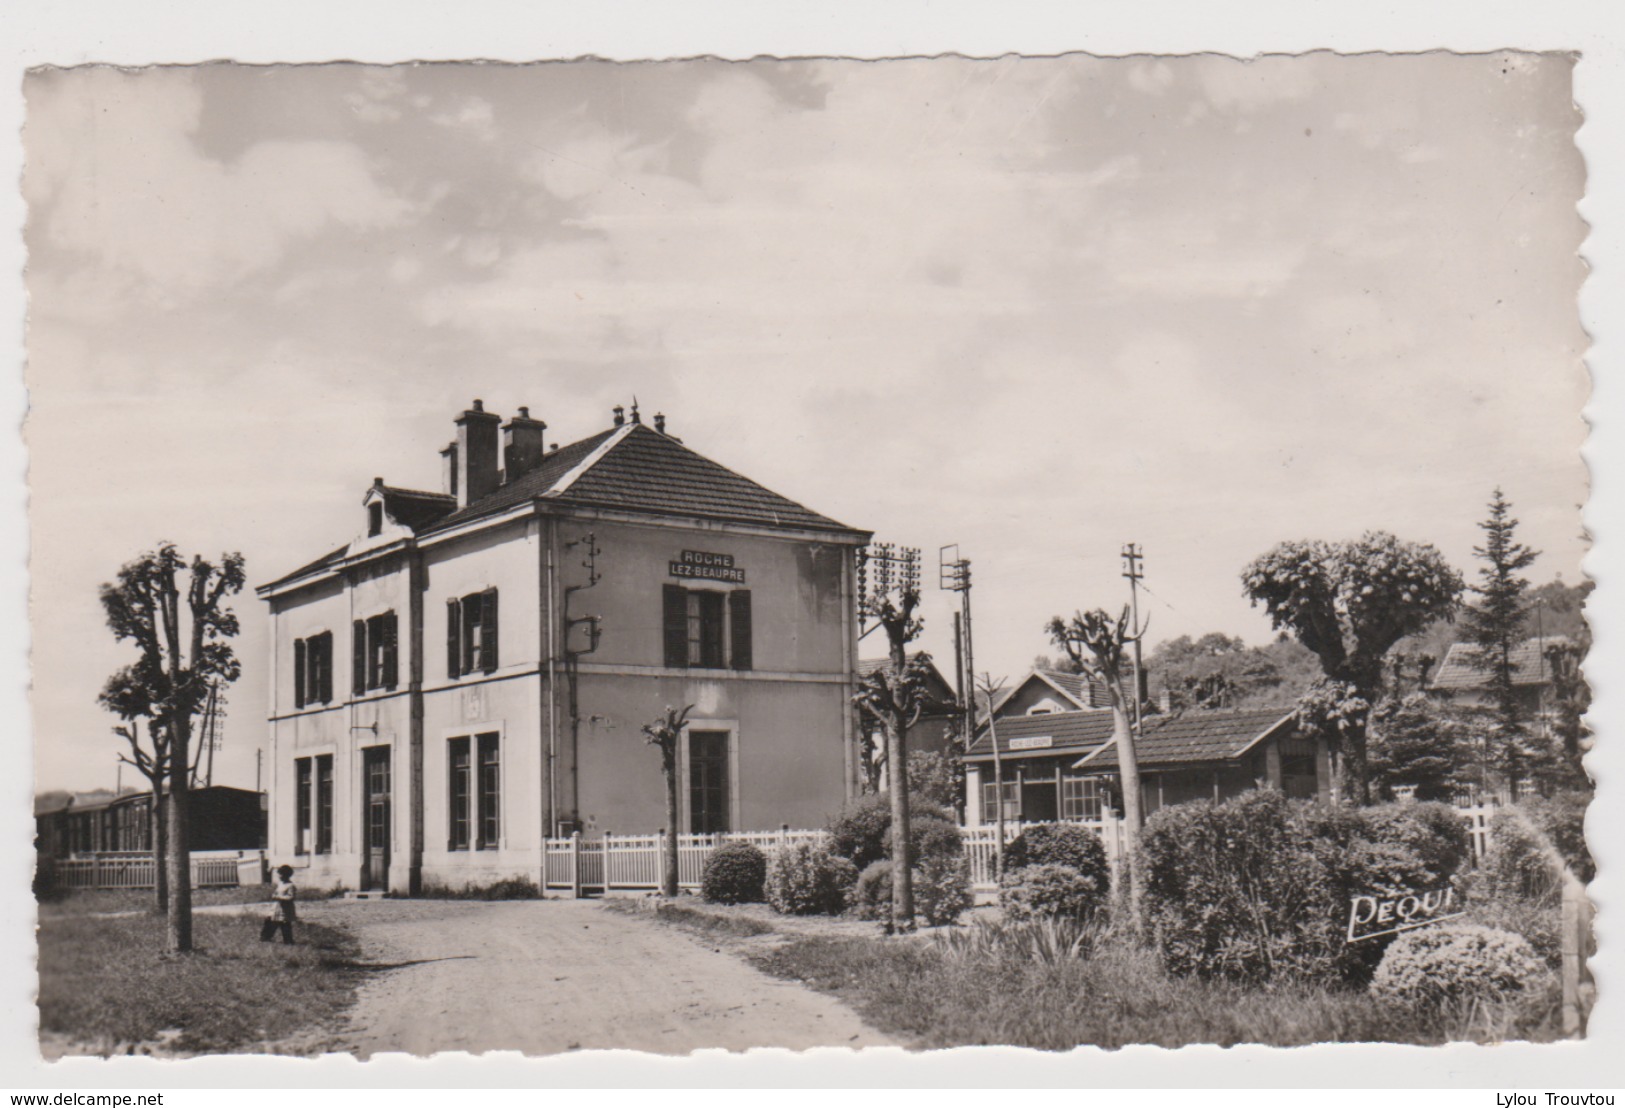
[167, 725, 192, 953]
[662, 746, 680, 897]
[150, 795, 168, 913]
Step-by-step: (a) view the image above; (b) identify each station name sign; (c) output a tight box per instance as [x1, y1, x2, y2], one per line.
[1346, 884, 1463, 943]
[669, 550, 747, 584]
[1008, 735, 1053, 751]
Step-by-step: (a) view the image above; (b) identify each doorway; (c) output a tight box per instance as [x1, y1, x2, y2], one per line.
[361, 746, 391, 891]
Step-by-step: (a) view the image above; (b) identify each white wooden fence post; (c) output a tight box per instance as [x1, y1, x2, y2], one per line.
[569, 830, 582, 899]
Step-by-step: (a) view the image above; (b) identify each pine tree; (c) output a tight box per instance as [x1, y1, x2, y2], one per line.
[1459, 490, 1540, 793]
[1368, 694, 1472, 801]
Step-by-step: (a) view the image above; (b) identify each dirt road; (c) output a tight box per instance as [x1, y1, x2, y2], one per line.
[299, 898, 893, 1056]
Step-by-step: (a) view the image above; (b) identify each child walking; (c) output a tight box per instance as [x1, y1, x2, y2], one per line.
[260, 864, 298, 945]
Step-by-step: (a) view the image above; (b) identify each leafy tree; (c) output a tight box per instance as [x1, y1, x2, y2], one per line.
[1241, 532, 1463, 805]
[852, 546, 927, 933]
[642, 704, 693, 897]
[98, 544, 245, 953]
[1459, 490, 1541, 792]
[907, 748, 963, 814]
[1368, 695, 1473, 801]
[1047, 606, 1146, 917]
[1543, 640, 1592, 791]
[1523, 577, 1593, 643]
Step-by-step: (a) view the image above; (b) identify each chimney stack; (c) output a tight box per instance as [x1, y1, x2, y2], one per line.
[502, 406, 548, 483]
[653, 412, 666, 434]
[440, 442, 459, 499]
[612, 405, 625, 427]
[455, 399, 502, 507]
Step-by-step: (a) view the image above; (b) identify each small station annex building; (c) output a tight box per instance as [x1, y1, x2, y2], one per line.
[258, 401, 870, 893]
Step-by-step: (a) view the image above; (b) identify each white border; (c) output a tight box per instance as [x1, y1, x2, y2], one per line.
[5, 0, 1621, 1093]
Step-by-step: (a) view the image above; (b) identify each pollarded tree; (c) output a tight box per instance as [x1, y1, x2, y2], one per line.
[1047, 606, 1146, 914]
[1459, 490, 1541, 791]
[642, 704, 694, 897]
[853, 544, 926, 934]
[98, 544, 245, 953]
[1241, 532, 1463, 805]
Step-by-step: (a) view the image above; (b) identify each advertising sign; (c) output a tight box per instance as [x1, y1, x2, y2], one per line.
[1345, 884, 1464, 943]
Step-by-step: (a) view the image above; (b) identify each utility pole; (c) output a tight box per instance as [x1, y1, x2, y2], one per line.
[943, 545, 1005, 877]
[255, 748, 263, 793]
[1122, 544, 1146, 731]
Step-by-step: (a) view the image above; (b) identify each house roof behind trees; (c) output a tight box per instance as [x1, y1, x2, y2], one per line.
[1430, 636, 1572, 692]
[1075, 707, 1297, 771]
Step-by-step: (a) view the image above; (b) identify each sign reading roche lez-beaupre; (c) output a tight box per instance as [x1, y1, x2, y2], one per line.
[1345, 883, 1464, 944]
[669, 550, 747, 584]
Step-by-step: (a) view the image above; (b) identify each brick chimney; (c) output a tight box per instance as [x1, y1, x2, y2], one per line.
[502, 407, 547, 483]
[455, 400, 502, 507]
[440, 442, 459, 499]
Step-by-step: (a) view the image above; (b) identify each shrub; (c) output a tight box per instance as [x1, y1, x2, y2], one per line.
[1140, 791, 1471, 985]
[885, 815, 963, 867]
[419, 876, 540, 900]
[915, 852, 973, 927]
[767, 842, 858, 916]
[826, 793, 955, 871]
[999, 863, 1106, 923]
[934, 916, 1097, 966]
[1482, 808, 1564, 905]
[851, 860, 893, 922]
[701, 842, 768, 905]
[1370, 925, 1549, 1010]
[1518, 793, 1593, 882]
[1006, 824, 1110, 888]
[852, 855, 972, 927]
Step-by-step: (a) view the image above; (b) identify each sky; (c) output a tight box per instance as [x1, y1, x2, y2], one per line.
[24, 54, 1588, 794]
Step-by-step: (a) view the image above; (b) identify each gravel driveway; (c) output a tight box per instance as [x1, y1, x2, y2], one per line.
[298, 897, 893, 1056]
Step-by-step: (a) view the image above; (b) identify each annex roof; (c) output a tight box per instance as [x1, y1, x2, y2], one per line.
[964, 709, 1119, 760]
[1074, 707, 1297, 771]
[1430, 637, 1572, 692]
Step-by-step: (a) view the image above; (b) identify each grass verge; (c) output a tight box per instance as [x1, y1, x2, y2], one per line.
[36, 887, 271, 920]
[38, 910, 364, 1054]
[637, 902, 1564, 1049]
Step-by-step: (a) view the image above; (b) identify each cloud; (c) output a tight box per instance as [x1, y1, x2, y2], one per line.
[26, 68, 415, 304]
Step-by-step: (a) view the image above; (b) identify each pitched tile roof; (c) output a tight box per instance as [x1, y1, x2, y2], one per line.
[380, 485, 456, 532]
[965, 710, 1119, 760]
[261, 544, 351, 591]
[423, 429, 618, 533]
[1430, 637, 1572, 692]
[1076, 707, 1296, 771]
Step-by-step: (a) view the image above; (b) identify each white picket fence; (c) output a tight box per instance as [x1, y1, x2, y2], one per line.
[44, 850, 263, 891]
[543, 805, 1495, 898]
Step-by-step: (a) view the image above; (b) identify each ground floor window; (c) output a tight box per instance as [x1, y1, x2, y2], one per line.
[295, 758, 312, 854]
[449, 732, 500, 850]
[1060, 775, 1110, 821]
[315, 754, 334, 854]
[981, 779, 1020, 823]
[689, 730, 730, 833]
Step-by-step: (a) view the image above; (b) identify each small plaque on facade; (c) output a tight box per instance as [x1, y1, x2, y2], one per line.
[1008, 735, 1054, 751]
[670, 549, 746, 583]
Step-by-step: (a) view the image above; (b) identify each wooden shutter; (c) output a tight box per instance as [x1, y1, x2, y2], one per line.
[663, 585, 688, 668]
[352, 620, 367, 694]
[481, 588, 499, 673]
[446, 599, 461, 679]
[318, 633, 334, 703]
[729, 590, 753, 671]
[382, 613, 399, 689]
[293, 638, 307, 709]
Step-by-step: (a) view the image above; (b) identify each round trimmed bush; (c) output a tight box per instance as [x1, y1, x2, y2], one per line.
[915, 852, 973, 927]
[1006, 823, 1109, 887]
[701, 841, 768, 905]
[767, 842, 858, 916]
[827, 793, 955, 870]
[851, 860, 893, 921]
[1370, 924, 1549, 1009]
[999, 863, 1106, 922]
[885, 814, 963, 867]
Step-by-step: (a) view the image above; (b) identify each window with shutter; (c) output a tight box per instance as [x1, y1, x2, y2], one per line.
[481, 588, 498, 672]
[317, 632, 334, 703]
[446, 599, 461, 679]
[294, 639, 307, 708]
[353, 621, 366, 695]
[729, 590, 752, 671]
[663, 585, 688, 668]
[382, 613, 399, 689]
[448, 737, 471, 850]
[315, 754, 334, 854]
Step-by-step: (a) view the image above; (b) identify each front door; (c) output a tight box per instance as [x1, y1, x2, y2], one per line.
[689, 730, 730, 834]
[362, 746, 391, 891]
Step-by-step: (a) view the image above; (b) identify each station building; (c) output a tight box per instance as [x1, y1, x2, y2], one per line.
[258, 401, 870, 894]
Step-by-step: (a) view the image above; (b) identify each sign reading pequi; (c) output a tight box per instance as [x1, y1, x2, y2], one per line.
[670, 549, 747, 584]
[1346, 884, 1464, 943]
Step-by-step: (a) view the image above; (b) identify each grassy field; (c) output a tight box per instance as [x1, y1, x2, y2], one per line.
[642, 903, 1565, 1050]
[36, 886, 270, 920]
[38, 909, 364, 1055]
